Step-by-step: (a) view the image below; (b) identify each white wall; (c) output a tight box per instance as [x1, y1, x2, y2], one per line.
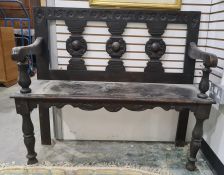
[51, 0, 224, 163]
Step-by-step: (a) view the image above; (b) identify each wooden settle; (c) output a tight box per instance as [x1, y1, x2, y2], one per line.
[11, 7, 218, 171]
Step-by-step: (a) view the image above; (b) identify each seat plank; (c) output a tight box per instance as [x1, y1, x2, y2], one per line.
[12, 80, 214, 104]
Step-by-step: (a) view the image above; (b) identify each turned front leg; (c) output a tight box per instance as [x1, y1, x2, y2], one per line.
[22, 113, 38, 164]
[186, 112, 207, 171]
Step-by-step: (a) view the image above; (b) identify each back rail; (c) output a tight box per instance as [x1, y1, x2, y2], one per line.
[34, 7, 201, 84]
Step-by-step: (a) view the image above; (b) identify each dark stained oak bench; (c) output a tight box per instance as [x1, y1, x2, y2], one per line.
[11, 7, 218, 171]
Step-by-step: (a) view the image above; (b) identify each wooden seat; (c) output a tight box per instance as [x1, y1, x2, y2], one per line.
[12, 80, 214, 105]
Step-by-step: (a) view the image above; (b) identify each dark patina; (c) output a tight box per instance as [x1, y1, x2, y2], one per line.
[11, 7, 218, 171]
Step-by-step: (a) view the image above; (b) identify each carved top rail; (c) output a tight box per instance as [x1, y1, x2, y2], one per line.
[34, 8, 200, 24]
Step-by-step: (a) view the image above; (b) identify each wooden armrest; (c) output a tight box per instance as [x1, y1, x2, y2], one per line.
[12, 37, 44, 63]
[188, 42, 218, 67]
[188, 42, 219, 99]
[11, 37, 43, 94]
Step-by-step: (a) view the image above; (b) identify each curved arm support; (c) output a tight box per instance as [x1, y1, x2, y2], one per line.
[188, 42, 218, 67]
[12, 37, 44, 63]
[11, 37, 44, 94]
[188, 42, 218, 99]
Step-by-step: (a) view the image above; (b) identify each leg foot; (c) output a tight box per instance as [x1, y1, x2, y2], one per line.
[186, 158, 196, 171]
[22, 113, 38, 165]
[186, 111, 207, 171]
[175, 141, 186, 147]
[27, 157, 38, 165]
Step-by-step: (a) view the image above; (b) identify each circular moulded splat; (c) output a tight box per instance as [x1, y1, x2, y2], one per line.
[145, 39, 166, 59]
[66, 36, 87, 57]
[106, 38, 126, 58]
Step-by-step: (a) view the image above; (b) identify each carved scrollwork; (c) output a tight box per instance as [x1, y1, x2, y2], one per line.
[78, 104, 103, 111]
[34, 7, 201, 26]
[124, 104, 148, 111]
[66, 36, 87, 57]
[144, 21, 167, 73]
[107, 21, 127, 35]
[106, 21, 126, 72]
[54, 9, 64, 18]
[33, 101, 198, 114]
[104, 105, 123, 112]
[66, 11, 74, 18]
[64, 20, 87, 71]
[167, 14, 178, 22]
[144, 38, 166, 73]
[65, 20, 86, 34]
[145, 39, 166, 59]
[147, 22, 167, 36]
[67, 58, 87, 71]
[106, 38, 126, 58]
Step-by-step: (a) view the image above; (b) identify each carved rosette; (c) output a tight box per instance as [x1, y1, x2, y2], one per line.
[106, 37, 126, 72]
[144, 22, 167, 73]
[144, 38, 166, 73]
[106, 21, 127, 72]
[145, 39, 166, 59]
[106, 38, 126, 58]
[65, 20, 87, 71]
[66, 36, 87, 57]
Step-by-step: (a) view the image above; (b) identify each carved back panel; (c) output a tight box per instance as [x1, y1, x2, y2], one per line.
[34, 7, 201, 84]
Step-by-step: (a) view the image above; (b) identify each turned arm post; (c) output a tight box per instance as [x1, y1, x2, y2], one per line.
[11, 37, 43, 93]
[188, 42, 218, 99]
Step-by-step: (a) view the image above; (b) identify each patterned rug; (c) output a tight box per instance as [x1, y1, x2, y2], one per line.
[0, 166, 172, 175]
